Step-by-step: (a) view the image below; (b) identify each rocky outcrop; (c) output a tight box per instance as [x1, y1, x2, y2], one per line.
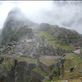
[15, 61, 36, 82]
[39, 56, 64, 77]
[31, 71, 44, 82]
[0, 56, 37, 82]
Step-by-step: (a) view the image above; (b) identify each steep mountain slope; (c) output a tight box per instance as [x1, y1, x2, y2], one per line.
[0, 8, 82, 56]
[0, 8, 57, 57]
[38, 23, 82, 52]
[0, 8, 36, 56]
[0, 8, 82, 82]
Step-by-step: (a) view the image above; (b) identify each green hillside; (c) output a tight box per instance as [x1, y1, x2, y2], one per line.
[39, 31, 75, 52]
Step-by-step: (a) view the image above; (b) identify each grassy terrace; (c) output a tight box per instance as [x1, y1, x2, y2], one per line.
[0, 55, 37, 64]
[43, 53, 82, 82]
[64, 53, 82, 65]
[0, 57, 15, 72]
[16, 56, 37, 64]
[0, 55, 37, 72]
[39, 31, 75, 52]
[39, 56, 60, 66]
[64, 53, 82, 79]
[32, 67, 48, 77]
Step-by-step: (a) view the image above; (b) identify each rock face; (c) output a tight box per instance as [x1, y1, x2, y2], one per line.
[31, 70, 44, 82]
[0, 8, 36, 57]
[39, 56, 64, 76]
[0, 56, 37, 82]
[15, 61, 35, 82]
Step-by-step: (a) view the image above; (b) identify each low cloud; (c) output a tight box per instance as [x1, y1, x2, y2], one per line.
[0, 1, 82, 33]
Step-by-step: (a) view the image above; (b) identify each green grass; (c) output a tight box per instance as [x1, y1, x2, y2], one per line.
[39, 31, 75, 52]
[0, 56, 37, 72]
[16, 56, 37, 64]
[64, 53, 82, 79]
[39, 56, 59, 66]
[64, 53, 82, 71]
[32, 67, 60, 82]
[64, 53, 82, 65]
[0, 57, 15, 71]
[32, 67, 48, 77]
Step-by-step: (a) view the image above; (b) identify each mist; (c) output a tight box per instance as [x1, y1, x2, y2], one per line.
[0, 1, 82, 33]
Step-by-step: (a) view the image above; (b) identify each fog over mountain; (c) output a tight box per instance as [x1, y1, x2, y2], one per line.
[0, 1, 82, 82]
[0, 1, 82, 33]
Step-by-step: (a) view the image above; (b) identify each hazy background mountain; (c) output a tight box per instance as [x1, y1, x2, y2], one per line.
[1, 8, 35, 46]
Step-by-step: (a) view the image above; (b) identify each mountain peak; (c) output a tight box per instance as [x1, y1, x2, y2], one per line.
[7, 7, 27, 21]
[8, 7, 23, 15]
[1, 7, 35, 45]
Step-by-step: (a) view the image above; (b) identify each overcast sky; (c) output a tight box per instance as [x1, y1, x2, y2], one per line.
[0, 1, 82, 34]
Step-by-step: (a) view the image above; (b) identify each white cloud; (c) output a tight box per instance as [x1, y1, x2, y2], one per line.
[0, 1, 16, 29]
[0, 1, 82, 34]
[0, 1, 53, 29]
